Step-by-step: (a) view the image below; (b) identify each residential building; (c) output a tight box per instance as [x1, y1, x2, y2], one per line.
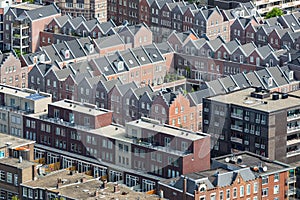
[43, 0, 107, 21]
[0, 84, 51, 138]
[22, 99, 210, 191]
[0, 51, 28, 88]
[159, 151, 297, 200]
[202, 86, 300, 163]
[21, 170, 161, 200]
[4, 3, 61, 54]
[0, 133, 36, 200]
[210, 0, 300, 15]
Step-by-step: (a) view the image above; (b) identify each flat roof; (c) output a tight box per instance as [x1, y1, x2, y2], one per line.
[11, 3, 43, 10]
[0, 157, 35, 169]
[0, 84, 50, 101]
[127, 118, 206, 141]
[208, 88, 300, 112]
[23, 170, 93, 188]
[213, 151, 292, 174]
[50, 100, 111, 117]
[89, 125, 130, 142]
[54, 181, 161, 200]
[0, 132, 35, 149]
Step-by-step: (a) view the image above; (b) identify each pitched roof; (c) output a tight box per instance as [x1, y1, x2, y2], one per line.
[25, 4, 59, 21]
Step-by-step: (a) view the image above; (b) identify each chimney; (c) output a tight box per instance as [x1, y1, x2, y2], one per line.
[19, 156, 22, 163]
[94, 190, 99, 197]
[183, 176, 187, 200]
[114, 183, 120, 193]
[81, 177, 86, 183]
[102, 180, 107, 189]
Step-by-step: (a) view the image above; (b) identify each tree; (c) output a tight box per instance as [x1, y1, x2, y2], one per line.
[12, 196, 19, 200]
[265, 8, 283, 19]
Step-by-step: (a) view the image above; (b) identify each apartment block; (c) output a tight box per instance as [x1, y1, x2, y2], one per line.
[210, 0, 300, 15]
[0, 133, 36, 200]
[202, 86, 300, 164]
[22, 99, 210, 191]
[43, 0, 107, 21]
[4, 3, 61, 54]
[0, 84, 51, 139]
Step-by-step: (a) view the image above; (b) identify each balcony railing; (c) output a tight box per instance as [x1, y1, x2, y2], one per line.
[287, 176, 296, 184]
[287, 149, 300, 157]
[287, 188, 296, 196]
[287, 114, 300, 121]
[230, 137, 243, 144]
[287, 138, 300, 146]
[39, 115, 91, 131]
[287, 126, 300, 133]
[231, 113, 243, 119]
[0, 105, 33, 115]
[231, 125, 243, 132]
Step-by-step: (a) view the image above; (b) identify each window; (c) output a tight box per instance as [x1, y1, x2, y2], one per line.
[233, 188, 237, 198]
[246, 184, 251, 195]
[7, 172, 12, 183]
[219, 191, 223, 200]
[226, 189, 230, 199]
[262, 176, 268, 184]
[240, 186, 244, 197]
[274, 173, 279, 182]
[254, 182, 258, 193]
[274, 185, 279, 194]
[262, 188, 268, 196]
[0, 170, 5, 181]
[14, 174, 18, 186]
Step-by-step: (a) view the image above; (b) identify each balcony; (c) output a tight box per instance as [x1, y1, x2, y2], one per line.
[287, 149, 300, 157]
[230, 137, 243, 144]
[231, 125, 243, 132]
[287, 176, 296, 184]
[231, 113, 243, 120]
[287, 138, 300, 146]
[287, 114, 300, 122]
[255, 143, 260, 148]
[287, 188, 296, 196]
[0, 105, 33, 115]
[39, 115, 91, 132]
[287, 126, 300, 134]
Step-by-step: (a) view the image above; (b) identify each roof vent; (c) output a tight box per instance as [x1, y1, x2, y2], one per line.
[282, 93, 288, 99]
[39, 13, 43, 17]
[272, 93, 279, 100]
[237, 156, 242, 164]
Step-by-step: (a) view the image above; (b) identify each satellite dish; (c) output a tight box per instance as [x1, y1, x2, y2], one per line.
[263, 166, 268, 172]
[225, 157, 230, 163]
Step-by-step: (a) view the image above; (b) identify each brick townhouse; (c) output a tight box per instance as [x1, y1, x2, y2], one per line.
[167, 31, 288, 83]
[0, 51, 28, 88]
[159, 151, 296, 200]
[21, 99, 210, 192]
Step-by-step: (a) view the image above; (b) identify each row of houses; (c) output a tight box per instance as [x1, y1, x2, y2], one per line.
[231, 12, 300, 50]
[107, 0, 260, 42]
